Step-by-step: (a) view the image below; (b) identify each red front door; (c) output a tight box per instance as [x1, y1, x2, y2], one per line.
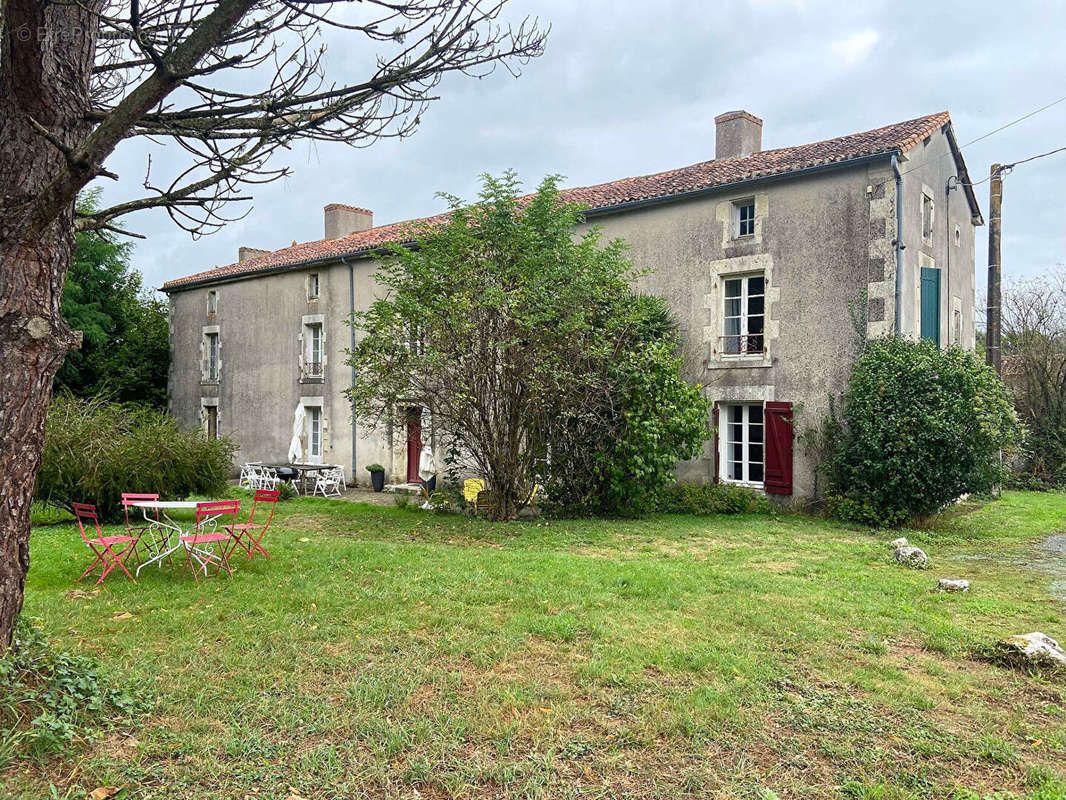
[406, 407, 422, 483]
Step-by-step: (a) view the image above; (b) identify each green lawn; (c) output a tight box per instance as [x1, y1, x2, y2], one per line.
[5, 492, 1066, 799]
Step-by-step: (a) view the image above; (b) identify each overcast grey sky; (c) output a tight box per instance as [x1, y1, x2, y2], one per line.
[98, 0, 1066, 297]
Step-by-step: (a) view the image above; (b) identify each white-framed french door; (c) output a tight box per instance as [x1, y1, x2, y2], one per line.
[719, 403, 765, 487]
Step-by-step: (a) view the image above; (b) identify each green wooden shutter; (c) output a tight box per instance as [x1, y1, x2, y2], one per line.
[920, 267, 941, 346]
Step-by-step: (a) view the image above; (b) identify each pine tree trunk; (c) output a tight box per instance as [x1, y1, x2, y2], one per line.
[0, 2, 97, 647]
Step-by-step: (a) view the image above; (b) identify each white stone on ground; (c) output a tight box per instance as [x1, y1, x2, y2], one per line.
[937, 578, 970, 592]
[995, 632, 1066, 670]
[893, 543, 928, 569]
[890, 537, 909, 549]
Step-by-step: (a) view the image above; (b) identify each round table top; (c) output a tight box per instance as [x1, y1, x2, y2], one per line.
[130, 500, 210, 509]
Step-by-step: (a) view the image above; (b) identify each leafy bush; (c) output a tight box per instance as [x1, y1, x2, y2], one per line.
[542, 295, 709, 517]
[36, 395, 235, 521]
[656, 483, 770, 515]
[365, 463, 385, 473]
[822, 337, 1022, 527]
[0, 619, 145, 766]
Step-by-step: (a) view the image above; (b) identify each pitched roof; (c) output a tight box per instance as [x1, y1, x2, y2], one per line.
[163, 111, 959, 291]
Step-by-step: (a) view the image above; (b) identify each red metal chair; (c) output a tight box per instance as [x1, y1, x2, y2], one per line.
[225, 489, 278, 561]
[121, 492, 165, 561]
[73, 502, 140, 585]
[181, 500, 241, 581]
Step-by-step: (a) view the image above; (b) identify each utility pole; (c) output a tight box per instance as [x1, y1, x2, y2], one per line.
[986, 163, 1003, 376]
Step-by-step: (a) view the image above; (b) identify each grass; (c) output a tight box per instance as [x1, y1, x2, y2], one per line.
[4, 491, 1066, 799]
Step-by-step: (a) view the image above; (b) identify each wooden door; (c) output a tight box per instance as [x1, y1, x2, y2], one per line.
[406, 407, 422, 483]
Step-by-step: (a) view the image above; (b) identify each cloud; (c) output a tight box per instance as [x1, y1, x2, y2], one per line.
[830, 28, 880, 66]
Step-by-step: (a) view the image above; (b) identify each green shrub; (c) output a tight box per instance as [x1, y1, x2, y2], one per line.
[656, 483, 770, 515]
[822, 337, 1022, 527]
[36, 394, 235, 521]
[365, 463, 385, 473]
[542, 296, 710, 517]
[0, 619, 145, 766]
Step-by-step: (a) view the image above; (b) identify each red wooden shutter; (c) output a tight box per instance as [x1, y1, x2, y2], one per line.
[712, 402, 720, 484]
[764, 401, 793, 495]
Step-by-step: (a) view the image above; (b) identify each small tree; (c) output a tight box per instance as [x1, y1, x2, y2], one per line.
[823, 336, 1021, 527]
[347, 173, 707, 520]
[1001, 270, 1066, 485]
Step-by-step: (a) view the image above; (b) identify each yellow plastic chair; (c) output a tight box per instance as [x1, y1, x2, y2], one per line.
[463, 478, 486, 509]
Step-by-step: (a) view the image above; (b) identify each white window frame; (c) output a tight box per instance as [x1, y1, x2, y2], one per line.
[305, 323, 323, 377]
[300, 314, 325, 379]
[308, 405, 323, 463]
[308, 273, 320, 300]
[719, 403, 765, 488]
[721, 272, 766, 358]
[201, 325, 220, 383]
[733, 198, 756, 239]
[207, 333, 219, 380]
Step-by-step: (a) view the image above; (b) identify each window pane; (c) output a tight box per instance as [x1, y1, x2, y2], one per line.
[725, 279, 741, 298]
[749, 443, 763, 465]
[748, 296, 764, 316]
[729, 406, 743, 424]
[748, 276, 764, 295]
[749, 462, 764, 483]
[725, 298, 742, 318]
[748, 314, 764, 335]
[749, 405, 763, 424]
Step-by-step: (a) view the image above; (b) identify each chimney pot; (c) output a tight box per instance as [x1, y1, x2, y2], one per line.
[714, 110, 763, 160]
[324, 204, 373, 240]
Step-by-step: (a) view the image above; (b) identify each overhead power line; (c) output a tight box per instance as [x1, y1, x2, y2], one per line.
[961, 144, 1066, 187]
[874, 93, 1066, 186]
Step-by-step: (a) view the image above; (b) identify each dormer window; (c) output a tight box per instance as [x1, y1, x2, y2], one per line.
[734, 199, 755, 238]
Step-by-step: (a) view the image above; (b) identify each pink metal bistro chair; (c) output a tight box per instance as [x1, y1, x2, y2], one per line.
[121, 492, 165, 562]
[181, 500, 241, 581]
[73, 502, 140, 585]
[225, 489, 278, 561]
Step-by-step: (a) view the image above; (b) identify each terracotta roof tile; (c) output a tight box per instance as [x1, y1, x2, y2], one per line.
[163, 111, 951, 291]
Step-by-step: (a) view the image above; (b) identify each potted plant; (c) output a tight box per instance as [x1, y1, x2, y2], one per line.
[366, 463, 386, 492]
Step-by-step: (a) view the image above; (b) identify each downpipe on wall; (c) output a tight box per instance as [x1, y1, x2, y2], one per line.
[892, 154, 904, 335]
[342, 254, 357, 483]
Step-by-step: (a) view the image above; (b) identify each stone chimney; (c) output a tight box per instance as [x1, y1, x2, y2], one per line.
[238, 246, 268, 262]
[324, 204, 373, 240]
[714, 110, 763, 160]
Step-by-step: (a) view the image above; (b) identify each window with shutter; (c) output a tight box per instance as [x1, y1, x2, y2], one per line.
[763, 401, 793, 495]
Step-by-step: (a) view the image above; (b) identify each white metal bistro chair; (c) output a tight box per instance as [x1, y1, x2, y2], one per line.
[254, 466, 280, 491]
[312, 465, 345, 498]
[238, 462, 263, 490]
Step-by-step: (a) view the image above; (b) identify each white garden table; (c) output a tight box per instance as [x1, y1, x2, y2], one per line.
[131, 500, 226, 576]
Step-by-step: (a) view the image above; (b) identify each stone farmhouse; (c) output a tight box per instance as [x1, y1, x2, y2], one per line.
[162, 110, 983, 500]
